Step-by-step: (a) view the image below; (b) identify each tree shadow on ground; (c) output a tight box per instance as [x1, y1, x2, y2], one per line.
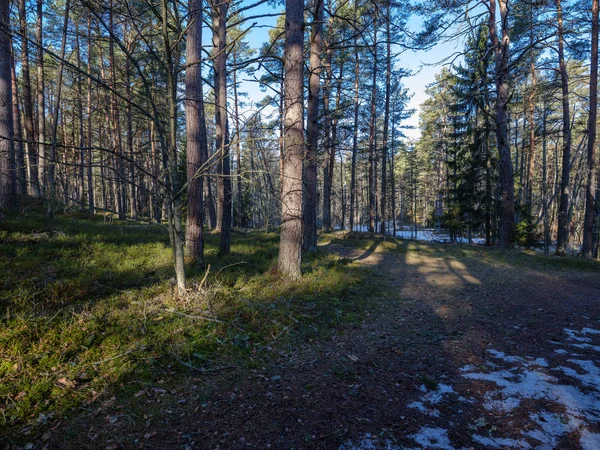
[3, 232, 600, 449]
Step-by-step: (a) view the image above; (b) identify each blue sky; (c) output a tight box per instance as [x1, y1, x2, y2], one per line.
[232, 3, 465, 141]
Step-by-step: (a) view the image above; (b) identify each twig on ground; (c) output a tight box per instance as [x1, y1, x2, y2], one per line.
[166, 308, 226, 324]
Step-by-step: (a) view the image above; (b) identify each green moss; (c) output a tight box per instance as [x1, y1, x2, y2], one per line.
[0, 212, 368, 433]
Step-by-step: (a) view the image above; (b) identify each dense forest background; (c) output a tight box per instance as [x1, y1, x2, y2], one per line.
[0, 0, 599, 289]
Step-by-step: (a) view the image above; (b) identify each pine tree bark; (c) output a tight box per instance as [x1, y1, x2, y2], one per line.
[303, 0, 323, 252]
[368, 20, 378, 233]
[212, 0, 231, 253]
[36, 0, 45, 194]
[19, 0, 40, 198]
[233, 50, 243, 228]
[161, 0, 186, 294]
[0, 0, 16, 211]
[47, 0, 70, 217]
[322, 34, 333, 231]
[526, 59, 536, 209]
[278, 0, 304, 279]
[10, 40, 26, 195]
[488, 0, 515, 248]
[555, 0, 572, 256]
[185, 0, 207, 263]
[349, 0, 360, 231]
[380, 3, 391, 235]
[86, 12, 94, 213]
[582, 0, 599, 257]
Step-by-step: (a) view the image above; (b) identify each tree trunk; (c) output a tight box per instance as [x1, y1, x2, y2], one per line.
[303, 0, 323, 252]
[36, 0, 45, 194]
[19, 0, 40, 198]
[212, 0, 231, 253]
[380, 3, 391, 235]
[86, 12, 94, 214]
[75, 30, 86, 205]
[161, 0, 186, 294]
[233, 51, 243, 228]
[47, 0, 70, 217]
[322, 33, 333, 231]
[10, 39, 26, 195]
[278, 0, 304, 279]
[368, 20, 378, 233]
[0, 0, 16, 211]
[185, 0, 207, 263]
[488, 0, 515, 248]
[582, 0, 599, 257]
[526, 59, 536, 209]
[349, 0, 360, 232]
[555, 0, 572, 256]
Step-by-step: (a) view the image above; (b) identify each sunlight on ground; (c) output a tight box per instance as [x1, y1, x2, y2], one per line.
[404, 252, 482, 289]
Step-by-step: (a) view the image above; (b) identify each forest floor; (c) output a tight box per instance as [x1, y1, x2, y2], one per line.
[2, 212, 600, 449]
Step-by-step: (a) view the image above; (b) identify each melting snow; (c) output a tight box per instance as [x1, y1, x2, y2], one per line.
[472, 434, 531, 449]
[410, 427, 454, 449]
[340, 326, 600, 449]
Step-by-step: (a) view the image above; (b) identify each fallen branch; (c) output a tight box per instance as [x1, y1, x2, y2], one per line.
[166, 308, 226, 324]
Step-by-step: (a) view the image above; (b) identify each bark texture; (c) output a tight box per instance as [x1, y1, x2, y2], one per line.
[278, 0, 304, 279]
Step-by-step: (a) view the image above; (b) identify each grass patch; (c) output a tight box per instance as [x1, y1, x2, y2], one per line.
[0, 211, 369, 435]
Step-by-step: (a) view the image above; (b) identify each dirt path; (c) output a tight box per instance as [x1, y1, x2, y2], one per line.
[40, 240, 600, 449]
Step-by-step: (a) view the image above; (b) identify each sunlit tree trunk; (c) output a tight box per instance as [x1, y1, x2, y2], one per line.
[380, 2, 391, 235]
[185, 0, 207, 263]
[278, 0, 304, 279]
[303, 0, 323, 252]
[212, 0, 232, 253]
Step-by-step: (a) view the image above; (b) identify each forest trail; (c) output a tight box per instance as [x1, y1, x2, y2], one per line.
[44, 239, 600, 449]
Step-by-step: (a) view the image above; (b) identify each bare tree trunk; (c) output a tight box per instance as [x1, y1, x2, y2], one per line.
[19, 0, 40, 198]
[125, 41, 137, 219]
[10, 39, 26, 195]
[526, 59, 536, 209]
[488, 0, 515, 248]
[368, 20, 378, 233]
[349, 0, 360, 232]
[212, 0, 231, 253]
[583, 0, 599, 257]
[108, 1, 126, 220]
[75, 29, 86, 205]
[233, 50, 243, 228]
[47, 0, 70, 217]
[278, 0, 304, 279]
[0, 0, 16, 211]
[185, 0, 207, 263]
[555, 0, 572, 256]
[36, 0, 45, 194]
[322, 34, 333, 232]
[303, 0, 323, 252]
[161, 0, 186, 294]
[380, 3, 391, 235]
[87, 12, 94, 213]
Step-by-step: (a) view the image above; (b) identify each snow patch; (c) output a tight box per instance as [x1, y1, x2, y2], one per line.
[472, 434, 531, 449]
[411, 427, 454, 449]
[339, 433, 400, 450]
